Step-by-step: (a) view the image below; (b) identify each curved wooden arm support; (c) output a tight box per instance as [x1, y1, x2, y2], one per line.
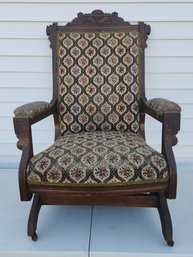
[142, 99, 181, 199]
[162, 112, 181, 199]
[13, 117, 33, 201]
[13, 102, 56, 201]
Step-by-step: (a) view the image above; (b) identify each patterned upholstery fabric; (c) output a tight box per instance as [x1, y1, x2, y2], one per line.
[27, 131, 168, 186]
[57, 30, 141, 134]
[147, 98, 181, 115]
[14, 101, 50, 118]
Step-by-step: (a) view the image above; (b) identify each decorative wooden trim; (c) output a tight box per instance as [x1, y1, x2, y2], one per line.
[28, 181, 168, 196]
[139, 22, 151, 48]
[40, 193, 159, 207]
[162, 113, 181, 199]
[46, 22, 58, 49]
[13, 117, 33, 201]
[67, 10, 131, 27]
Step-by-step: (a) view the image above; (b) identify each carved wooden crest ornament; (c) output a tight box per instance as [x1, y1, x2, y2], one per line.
[68, 10, 131, 26]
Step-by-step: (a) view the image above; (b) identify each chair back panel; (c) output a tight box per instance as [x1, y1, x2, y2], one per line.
[57, 30, 141, 134]
[47, 11, 150, 135]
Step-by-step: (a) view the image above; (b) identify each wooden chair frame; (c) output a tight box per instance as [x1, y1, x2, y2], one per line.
[13, 10, 181, 246]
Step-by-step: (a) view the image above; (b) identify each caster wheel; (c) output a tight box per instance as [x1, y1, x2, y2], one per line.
[167, 240, 174, 247]
[32, 232, 38, 241]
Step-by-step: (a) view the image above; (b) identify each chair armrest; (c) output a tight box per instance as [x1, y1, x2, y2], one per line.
[13, 101, 56, 151]
[13, 101, 56, 201]
[142, 97, 181, 148]
[14, 101, 52, 119]
[143, 98, 181, 120]
[142, 98, 181, 199]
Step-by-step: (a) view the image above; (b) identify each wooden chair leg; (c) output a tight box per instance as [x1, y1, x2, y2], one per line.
[27, 194, 41, 241]
[157, 192, 174, 246]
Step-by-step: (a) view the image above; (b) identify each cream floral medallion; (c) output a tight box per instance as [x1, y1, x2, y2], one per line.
[57, 30, 141, 134]
[27, 131, 169, 186]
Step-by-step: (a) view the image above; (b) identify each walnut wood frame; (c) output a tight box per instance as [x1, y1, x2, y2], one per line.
[13, 10, 180, 246]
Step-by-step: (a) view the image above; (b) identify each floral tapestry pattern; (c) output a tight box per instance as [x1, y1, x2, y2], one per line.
[57, 30, 141, 134]
[27, 131, 169, 186]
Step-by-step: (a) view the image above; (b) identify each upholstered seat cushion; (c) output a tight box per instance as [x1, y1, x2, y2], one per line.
[27, 131, 168, 186]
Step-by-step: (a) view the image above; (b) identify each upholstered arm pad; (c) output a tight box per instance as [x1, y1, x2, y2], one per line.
[14, 101, 51, 119]
[146, 98, 181, 116]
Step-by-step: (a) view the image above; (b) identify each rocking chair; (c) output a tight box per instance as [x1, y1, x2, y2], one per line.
[13, 10, 181, 246]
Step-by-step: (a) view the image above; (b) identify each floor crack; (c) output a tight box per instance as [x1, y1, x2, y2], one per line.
[88, 205, 94, 257]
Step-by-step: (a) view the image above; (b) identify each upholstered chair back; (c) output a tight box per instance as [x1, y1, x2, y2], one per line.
[56, 29, 142, 135]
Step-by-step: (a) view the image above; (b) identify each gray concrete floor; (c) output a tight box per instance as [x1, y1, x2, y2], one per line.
[0, 165, 192, 257]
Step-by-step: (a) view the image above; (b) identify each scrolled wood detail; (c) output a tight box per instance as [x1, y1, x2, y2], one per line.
[67, 10, 130, 27]
[16, 138, 26, 150]
[46, 23, 57, 49]
[139, 22, 151, 49]
[162, 113, 181, 199]
[13, 117, 34, 201]
[171, 135, 178, 147]
[13, 117, 33, 152]
[163, 113, 180, 147]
